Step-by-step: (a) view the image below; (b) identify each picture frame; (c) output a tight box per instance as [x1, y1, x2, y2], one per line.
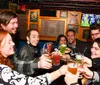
[30, 24, 38, 30]
[60, 11, 68, 18]
[68, 11, 82, 25]
[82, 29, 90, 40]
[39, 17, 66, 41]
[29, 9, 40, 22]
[67, 24, 79, 33]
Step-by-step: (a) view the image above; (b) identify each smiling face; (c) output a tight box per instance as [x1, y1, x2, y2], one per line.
[27, 30, 39, 46]
[67, 31, 76, 45]
[91, 29, 100, 41]
[59, 37, 67, 45]
[91, 42, 100, 59]
[0, 34, 15, 58]
[2, 17, 18, 34]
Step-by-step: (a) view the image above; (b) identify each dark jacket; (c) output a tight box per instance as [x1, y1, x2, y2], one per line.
[67, 39, 90, 58]
[17, 43, 39, 75]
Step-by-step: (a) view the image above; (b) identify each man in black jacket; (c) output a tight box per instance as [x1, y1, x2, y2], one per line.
[66, 29, 89, 58]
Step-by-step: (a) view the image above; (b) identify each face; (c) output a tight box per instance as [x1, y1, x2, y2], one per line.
[91, 29, 100, 41]
[27, 30, 39, 46]
[59, 37, 67, 45]
[0, 34, 15, 58]
[67, 31, 76, 44]
[91, 42, 100, 59]
[3, 17, 18, 34]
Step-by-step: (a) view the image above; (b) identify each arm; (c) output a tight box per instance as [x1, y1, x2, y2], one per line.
[0, 64, 67, 85]
[11, 53, 38, 75]
[0, 64, 51, 85]
[82, 66, 100, 84]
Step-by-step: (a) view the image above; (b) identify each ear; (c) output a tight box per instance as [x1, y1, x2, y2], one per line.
[1, 24, 6, 30]
[26, 36, 30, 44]
[26, 36, 29, 41]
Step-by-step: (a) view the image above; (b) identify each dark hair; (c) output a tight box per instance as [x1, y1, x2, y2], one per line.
[90, 23, 100, 32]
[94, 38, 100, 48]
[66, 29, 76, 35]
[0, 11, 17, 27]
[26, 29, 39, 37]
[56, 34, 67, 45]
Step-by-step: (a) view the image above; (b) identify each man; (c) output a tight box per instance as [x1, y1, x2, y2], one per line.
[66, 29, 88, 58]
[0, 11, 52, 76]
[0, 11, 20, 48]
[90, 23, 100, 41]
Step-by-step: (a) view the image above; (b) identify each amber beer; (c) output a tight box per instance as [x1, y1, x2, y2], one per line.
[68, 63, 77, 75]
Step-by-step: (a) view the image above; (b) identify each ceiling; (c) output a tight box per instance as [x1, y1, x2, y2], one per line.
[17, 0, 100, 14]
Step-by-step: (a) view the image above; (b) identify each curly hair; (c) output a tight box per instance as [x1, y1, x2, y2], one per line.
[0, 29, 13, 69]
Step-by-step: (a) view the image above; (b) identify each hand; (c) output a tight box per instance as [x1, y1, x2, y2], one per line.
[38, 55, 52, 69]
[64, 70, 79, 85]
[39, 54, 49, 60]
[82, 56, 92, 67]
[58, 65, 67, 75]
[65, 47, 71, 53]
[82, 66, 93, 79]
[61, 54, 70, 61]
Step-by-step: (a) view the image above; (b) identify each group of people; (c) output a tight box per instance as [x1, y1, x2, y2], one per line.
[0, 11, 100, 85]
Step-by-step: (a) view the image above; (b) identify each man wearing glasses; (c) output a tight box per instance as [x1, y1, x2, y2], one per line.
[90, 23, 100, 41]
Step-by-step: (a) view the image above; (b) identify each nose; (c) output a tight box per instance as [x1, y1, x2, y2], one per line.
[15, 23, 18, 28]
[91, 47, 95, 52]
[12, 41, 15, 46]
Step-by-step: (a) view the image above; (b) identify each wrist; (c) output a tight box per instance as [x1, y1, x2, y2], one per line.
[58, 69, 63, 76]
[70, 82, 79, 85]
[91, 71, 94, 80]
[58, 69, 62, 76]
[38, 61, 41, 68]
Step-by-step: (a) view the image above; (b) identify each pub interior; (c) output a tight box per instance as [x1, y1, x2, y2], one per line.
[0, 0, 100, 85]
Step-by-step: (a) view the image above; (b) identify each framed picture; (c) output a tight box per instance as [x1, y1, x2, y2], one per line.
[39, 17, 66, 41]
[82, 29, 90, 39]
[30, 24, 38, 30]
[60, 11, 68, 18]
[68, 11, 82, 25]
[29, 9, 40, 22]
[67, 24, 79, 33]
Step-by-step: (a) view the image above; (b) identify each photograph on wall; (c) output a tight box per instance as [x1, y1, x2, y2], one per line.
[60, 11, 68, 18]
[81, 13, 100, 27]
[82, 29, 90, 39]
[68, 11, 81, 25]
[40, 19, 65, 37]
[30, 24, 38, 29]
[30, 11, 38, 22]
[67, 24, 79, 33]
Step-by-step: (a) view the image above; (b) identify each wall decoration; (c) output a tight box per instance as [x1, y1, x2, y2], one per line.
[30, 11, 38, 22]
[68, 11, 82, 25]
[67, 24, 79, 33]
[39, 18, 66, 41]
[30, 24, 38, 29]
[82, 29, 90, 39]
[60, 11, 68, 18]
[81, 13, 100, 27]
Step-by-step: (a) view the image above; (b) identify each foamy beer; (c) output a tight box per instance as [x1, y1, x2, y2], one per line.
[68, 63, 77, 75]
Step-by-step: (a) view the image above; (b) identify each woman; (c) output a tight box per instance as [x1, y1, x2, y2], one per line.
[18, 29, 52, 76]
[90, 38, 100, 71]
[56, 34, 67, 49]
[0, 29, 67, 85]
[55, 34, 71, 61]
